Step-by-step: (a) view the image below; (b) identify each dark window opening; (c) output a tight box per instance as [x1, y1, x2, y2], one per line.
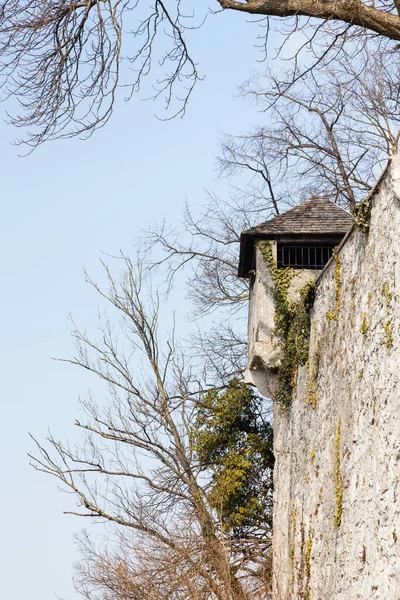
[277, 243, 335, 269]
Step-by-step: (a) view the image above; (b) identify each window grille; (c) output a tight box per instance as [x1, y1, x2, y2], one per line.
[277, 243, 334, 269]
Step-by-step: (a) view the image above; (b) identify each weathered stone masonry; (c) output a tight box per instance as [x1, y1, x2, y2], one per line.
[244, 157, 400, 599]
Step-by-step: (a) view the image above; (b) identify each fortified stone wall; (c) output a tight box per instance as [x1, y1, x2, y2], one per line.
[269, 157, 400, 600]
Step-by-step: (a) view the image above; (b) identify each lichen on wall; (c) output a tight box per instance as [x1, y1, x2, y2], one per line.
[271, 156, 400, 600]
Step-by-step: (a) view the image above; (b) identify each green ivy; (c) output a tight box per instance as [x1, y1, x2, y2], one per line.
[193, 379, 274, 535]
[352, 196, 372, 233]
[257, 241, 317, 408]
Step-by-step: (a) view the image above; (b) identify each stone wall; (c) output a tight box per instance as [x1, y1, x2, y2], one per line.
[267, 157, 400, 599]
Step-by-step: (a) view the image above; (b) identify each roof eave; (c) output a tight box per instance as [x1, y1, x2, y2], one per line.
[237, 230, 350, 278]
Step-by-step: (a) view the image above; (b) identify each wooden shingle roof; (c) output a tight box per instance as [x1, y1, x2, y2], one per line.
[238, 197, 352, 278]
[243, 197, 352, 236]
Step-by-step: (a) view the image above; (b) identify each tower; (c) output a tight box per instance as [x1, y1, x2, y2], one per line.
[238, 197, 352, 398]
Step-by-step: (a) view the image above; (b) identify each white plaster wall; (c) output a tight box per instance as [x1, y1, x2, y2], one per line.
[245, 243, 280, 398]
[245, 243, 319, 399]
[272, 157, 400, 600]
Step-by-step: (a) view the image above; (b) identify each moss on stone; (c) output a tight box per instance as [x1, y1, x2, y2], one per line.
[382, 281, 392, 309]
[305, 533, 313, 600]
[352, 195, 373, 233]
[306, 321, 320, 409]
[380, 282, 393, 349]
[314, 487, 323, 516]
[384, 320, 393, 348]
[290, 500, 297, 582]
[334, 421, 343, 529]
[360, 312, 370, 335]
[326, 248, 342, 322]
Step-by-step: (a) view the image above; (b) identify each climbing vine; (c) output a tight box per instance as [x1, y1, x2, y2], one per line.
[257, 240, 295, 338]
[257, 241, 317, 408]
[352, 195, 372, 233]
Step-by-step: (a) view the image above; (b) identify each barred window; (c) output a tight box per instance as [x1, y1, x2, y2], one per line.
[277, 243, 334, 269]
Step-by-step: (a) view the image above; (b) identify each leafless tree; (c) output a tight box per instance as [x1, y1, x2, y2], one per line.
[0, 0, 200, 147]
[219, 0, 400, 38]
[149, 195, 267, 316]
[29, 255, 272, 600]
[1, 1, 400, 146]
[220, 42, 400, 210]
[147, 191, 283, 382]
[147, 42, 400, 383]
[74, 526, 272, 599]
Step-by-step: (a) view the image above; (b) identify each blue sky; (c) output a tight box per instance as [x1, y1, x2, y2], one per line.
[0, 10, 278, 600]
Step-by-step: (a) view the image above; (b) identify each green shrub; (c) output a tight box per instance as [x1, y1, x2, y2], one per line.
[193, 379, 274, 535]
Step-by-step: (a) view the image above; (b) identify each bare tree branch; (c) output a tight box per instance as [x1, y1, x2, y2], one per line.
[30, 255, 272, 600]
[218, 0, 400, 40]
[1, 0, 400, 146]
[222, 42, 400, 209]
[0, 0, 200, 147]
